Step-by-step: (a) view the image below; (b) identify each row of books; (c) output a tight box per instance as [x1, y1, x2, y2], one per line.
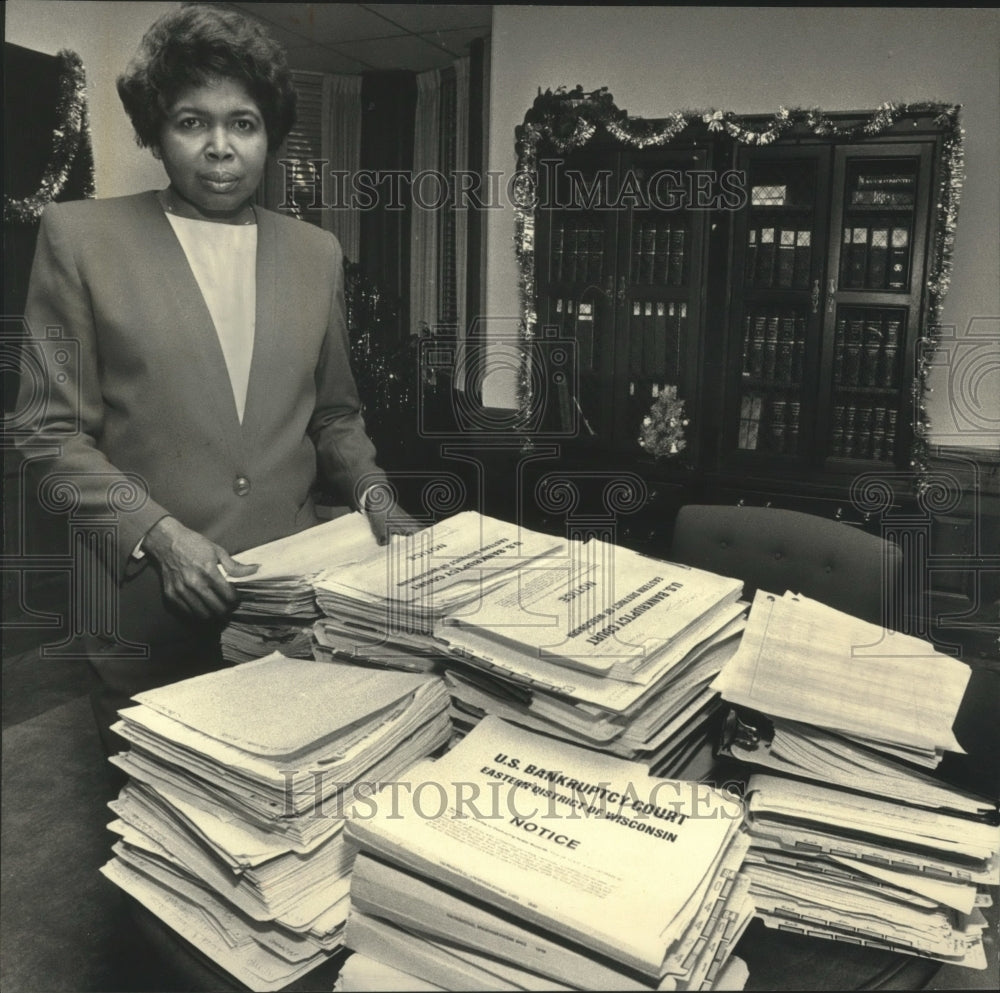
[840, 223, 911, 290]
[740, 309, 807, 386]
[737, 393, 801, 455]
[829, 402, 898, 461]
[631, 218, 689, 286]
[744, 225, 812, 289]
[629, 298, 686, 378]
[833, 312, 903, 388]
[712, 590, 997, 970]
[551, 219, 606, 286]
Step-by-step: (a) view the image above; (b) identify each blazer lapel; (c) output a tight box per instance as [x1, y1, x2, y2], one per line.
[144, 193, 246, 455]
[239, 205, 278, 456]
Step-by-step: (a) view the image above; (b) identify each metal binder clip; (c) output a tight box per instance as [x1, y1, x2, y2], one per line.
[720, 707, 774, 754]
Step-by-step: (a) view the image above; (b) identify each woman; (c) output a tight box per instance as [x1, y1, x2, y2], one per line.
[19, 4, 407, 748]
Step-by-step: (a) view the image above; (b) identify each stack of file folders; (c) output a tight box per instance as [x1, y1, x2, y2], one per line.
[311, 511, 747, 779]
[711, 589, 1000, 969]
[340, 716, 754, 991]
[221, 512, 382, 663]
[100, 652, 452, 990]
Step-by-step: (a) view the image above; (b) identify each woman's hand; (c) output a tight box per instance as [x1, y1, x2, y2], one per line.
[142, 516, 259, 620]
[364, 489, 423, 547]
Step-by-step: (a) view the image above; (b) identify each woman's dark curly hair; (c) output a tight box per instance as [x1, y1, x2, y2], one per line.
[116, 3, 296, 152]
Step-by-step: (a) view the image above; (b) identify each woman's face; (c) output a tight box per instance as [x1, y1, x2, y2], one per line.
[155, 76, 268, 220]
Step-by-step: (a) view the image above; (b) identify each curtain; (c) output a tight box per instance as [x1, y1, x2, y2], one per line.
[322, 73, 362, 263]
[409, 69, 441, 334]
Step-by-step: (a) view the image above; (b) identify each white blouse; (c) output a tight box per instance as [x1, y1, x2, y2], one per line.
[165, 212, 257, 423]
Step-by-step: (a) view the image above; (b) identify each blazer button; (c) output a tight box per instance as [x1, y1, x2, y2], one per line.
[234, 475, 251, 497]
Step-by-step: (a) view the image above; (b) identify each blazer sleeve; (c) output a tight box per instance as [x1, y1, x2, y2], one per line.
[16, 202, 172, 572]
[308, 233, 387, 509]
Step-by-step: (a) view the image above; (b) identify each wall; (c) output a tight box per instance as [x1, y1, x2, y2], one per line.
[5, 0, 180, 198]
[484, 5, 1000, 449]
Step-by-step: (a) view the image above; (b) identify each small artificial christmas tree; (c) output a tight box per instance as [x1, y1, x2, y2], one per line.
[638, 385, 689, 458]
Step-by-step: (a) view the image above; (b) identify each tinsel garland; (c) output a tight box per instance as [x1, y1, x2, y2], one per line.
[514, 87, 964, 492]
[4, 49, 96, 224]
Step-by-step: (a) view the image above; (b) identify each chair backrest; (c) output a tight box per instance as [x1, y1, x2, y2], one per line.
[669, 504, 901, 627]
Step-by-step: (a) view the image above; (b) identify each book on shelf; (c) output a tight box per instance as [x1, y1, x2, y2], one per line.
[786, 400, 800, 455]
[842, 403, 858, 457]
[792, 229, 812, 288]
[830, 403, 845, 456]
[776, 316, 795, 383]
[867, 227, 889, 288]
[740, 314, 754, 377]
[761, 314, 779, 382]
[766, 398, 787, 454]
[879, 340, 898, 388]
[642, 300, 656, 371]
[845, 226, 869, 289]
[653, 300, 668, 373]
[756, 227, 776, 287]
[668, 224, 687, 286]
[577, 300, 594, 372]
[654, 221, 671, 284]
[775, 341, 793, 387]
[775, 229, 796, 288]
[861, 317, 883, 387]
[674, 302, 687, 382]
[587, 225, 605, 285]
[747, 315, 766, 380]
[629, 301, 643, 373]
[745, 226, 758, 285]
[551, 223, 564, 283]
[791, 316, 806, 384]
[843, 316, 864, 386]
[631, 217, 644, 281]
[889, 226, 910, 289]
[641, 224, 657, 284]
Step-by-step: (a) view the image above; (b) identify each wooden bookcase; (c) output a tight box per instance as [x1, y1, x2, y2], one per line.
[525, 110, 952, 532]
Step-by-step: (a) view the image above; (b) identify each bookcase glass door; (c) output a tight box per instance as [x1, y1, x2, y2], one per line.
[726, 147, 830, 464]
[619, 147, 708, 454]
[819, 143, 933, 470]
[536, 148, 621, 442]
[535, 144, 708, 452]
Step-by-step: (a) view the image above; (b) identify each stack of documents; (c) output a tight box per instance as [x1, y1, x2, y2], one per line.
[312, 511, 746, 779]
[221, 512, 383, 663]
[312, 511, 567, 642]
[100, 652, 451, 991]
[711, 590, 999, 968]
[342, 717, 754, 991]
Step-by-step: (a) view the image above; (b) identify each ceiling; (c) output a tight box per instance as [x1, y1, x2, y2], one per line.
[228, 3, 493, 73]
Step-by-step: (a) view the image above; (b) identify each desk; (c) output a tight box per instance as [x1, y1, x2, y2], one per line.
[130, 896, 999, 993]
[123, 675, 1000, 992]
